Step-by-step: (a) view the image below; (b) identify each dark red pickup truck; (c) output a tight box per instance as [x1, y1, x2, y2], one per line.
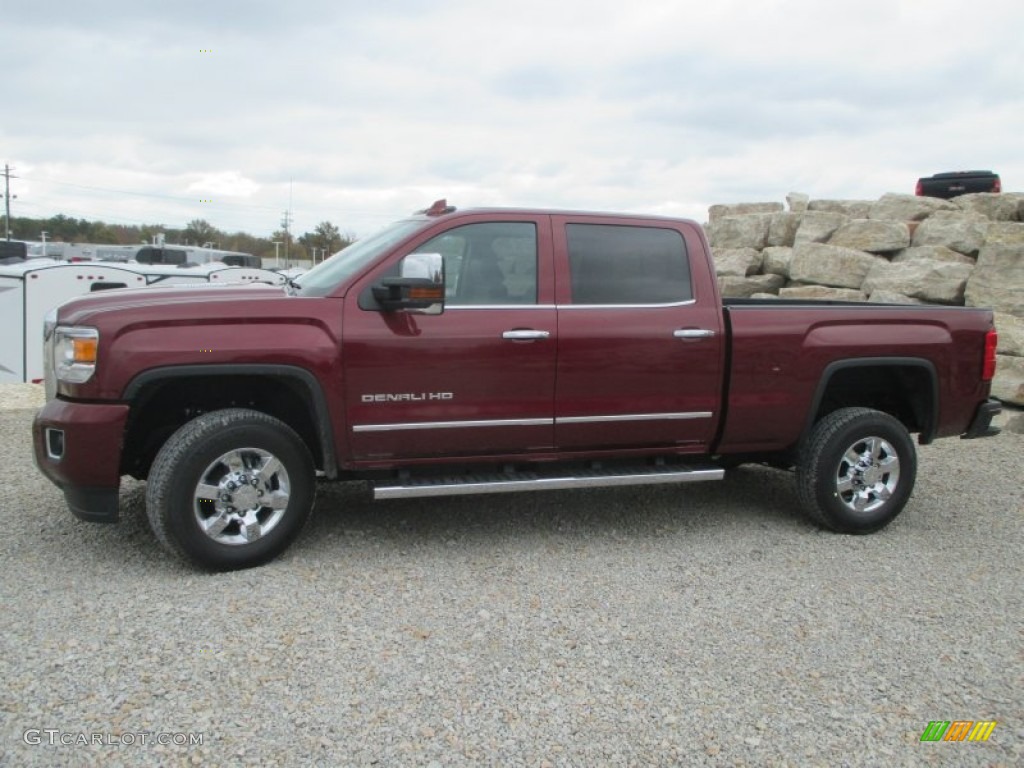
[33, 202, 1001, 569]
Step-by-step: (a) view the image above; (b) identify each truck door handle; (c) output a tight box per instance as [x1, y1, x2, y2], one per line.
[674, 329, 716, 340]
[503, 330, 551, 341]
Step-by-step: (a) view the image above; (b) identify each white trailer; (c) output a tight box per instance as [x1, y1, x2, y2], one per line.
[0, 262, 286, 384]
[0, 261, 149, 384]
[24, 240, 262, 267]
[128, 262, 286, 287]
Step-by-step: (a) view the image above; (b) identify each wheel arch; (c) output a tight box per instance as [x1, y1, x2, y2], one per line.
[121, 364, 338, 480]
[803, 357, 939, 446]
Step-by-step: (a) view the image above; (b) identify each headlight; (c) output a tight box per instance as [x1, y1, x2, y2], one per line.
[53, 326, 99, 384]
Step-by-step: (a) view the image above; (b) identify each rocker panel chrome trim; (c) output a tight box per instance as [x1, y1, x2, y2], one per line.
[374, 467, 724, 500]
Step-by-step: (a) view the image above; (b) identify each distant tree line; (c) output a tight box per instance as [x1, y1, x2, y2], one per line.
[3, 214, 355, 263]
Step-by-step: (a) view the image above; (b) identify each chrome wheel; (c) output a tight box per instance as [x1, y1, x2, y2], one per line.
[834, 436, 901, 513]
[193, 447, 291, 546]
[797, 408, 916, 534]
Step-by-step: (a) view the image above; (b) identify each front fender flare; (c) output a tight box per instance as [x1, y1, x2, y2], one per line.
[122, 364, 339, 478]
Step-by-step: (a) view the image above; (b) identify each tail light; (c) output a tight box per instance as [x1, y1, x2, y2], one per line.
[993, 177, 1001, 194]
[914, 179, 923, 196]
[982, 329, 997, 381]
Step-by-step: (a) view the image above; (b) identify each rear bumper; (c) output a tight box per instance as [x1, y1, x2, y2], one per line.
[32, 398, 129, 523]
[961, 398, 1001, 440]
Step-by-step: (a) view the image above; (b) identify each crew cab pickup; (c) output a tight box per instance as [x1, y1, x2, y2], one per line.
[916, 170, 1001, 198]
[33, 202, 1002, 570]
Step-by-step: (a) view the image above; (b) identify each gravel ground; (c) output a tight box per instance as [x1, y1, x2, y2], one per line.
[0, 398, 1020, 767]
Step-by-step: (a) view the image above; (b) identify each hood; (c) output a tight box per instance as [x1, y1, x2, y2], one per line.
[57, 283, 288, 325]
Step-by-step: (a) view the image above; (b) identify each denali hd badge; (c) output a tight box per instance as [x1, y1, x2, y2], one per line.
[361, 393, 454, 403]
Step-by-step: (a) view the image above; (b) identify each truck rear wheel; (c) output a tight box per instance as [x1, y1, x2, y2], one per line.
[796, 407, 916, 534]
[146, 408, 315, 570]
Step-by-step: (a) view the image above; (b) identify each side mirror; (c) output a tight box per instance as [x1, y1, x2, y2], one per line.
[372, 252, 445, 314]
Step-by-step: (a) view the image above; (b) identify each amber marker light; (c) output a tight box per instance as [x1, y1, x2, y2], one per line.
[409, 286, 444, 300]
[72, 336, 98, 364]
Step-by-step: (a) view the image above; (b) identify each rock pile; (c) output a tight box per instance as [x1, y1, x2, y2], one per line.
[706, 192, 1024, 406]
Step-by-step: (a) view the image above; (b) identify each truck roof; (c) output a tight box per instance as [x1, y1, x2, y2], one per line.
[409, 200, 702, 226]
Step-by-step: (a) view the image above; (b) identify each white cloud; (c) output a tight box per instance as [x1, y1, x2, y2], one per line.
[185, 172, 260, 198]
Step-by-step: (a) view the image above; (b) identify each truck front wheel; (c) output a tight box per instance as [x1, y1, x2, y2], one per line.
[146, 408, 316, 570]
[796, 407, 917, 534]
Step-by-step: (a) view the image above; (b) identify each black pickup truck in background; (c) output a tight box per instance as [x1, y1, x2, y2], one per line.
[916, 171, 1001, 198]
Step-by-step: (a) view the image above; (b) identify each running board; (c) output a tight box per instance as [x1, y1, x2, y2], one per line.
[373, 464, 724, 500]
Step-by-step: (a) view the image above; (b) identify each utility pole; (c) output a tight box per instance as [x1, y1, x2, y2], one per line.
[272, 240, 282, 268]
[3, 163, 16, 241]
[280, 210, 292, 266]
[41, 230, 48, 258]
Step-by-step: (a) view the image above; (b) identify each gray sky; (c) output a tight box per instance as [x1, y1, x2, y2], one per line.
[4, 0, 1022, 240]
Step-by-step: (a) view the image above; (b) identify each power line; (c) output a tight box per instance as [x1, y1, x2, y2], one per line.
[10, 173, 407, 241]
[18, 173, 401, 219]
[13, 200, 215, 230]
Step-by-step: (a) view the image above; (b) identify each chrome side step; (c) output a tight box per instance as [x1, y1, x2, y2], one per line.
[373, 464, 724, 500]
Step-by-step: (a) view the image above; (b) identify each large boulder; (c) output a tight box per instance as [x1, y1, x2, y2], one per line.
[708, 202, 783, 222]
[712, 247, 763, 277]
[807, 199, 872, 218]
[779, 285, 866, 301]
[869, 193, 957, 221]
[767, 212, 801, 247]
[867, 290, 927, 305]
[1004, 411, 1024, 434]
[991, 355, 1024, 406]
[983, 221, 1024, 246]
[891, 245, 974, 265]
[793, 212, 848, 245]
[786, 192, 809, 213]
[827, 219, 910, 253]
[994, 312, 1024, 357]
[718, 274, 786, 298]
[707, 214, 772, 249]
[910, 211, 988, 256]
[965, 236, 1024, 316]
[954, 193, 1023, 222]
[861, 259, 973, 304]
[789, 243, 883, 289]
[762, 246, 794, 277]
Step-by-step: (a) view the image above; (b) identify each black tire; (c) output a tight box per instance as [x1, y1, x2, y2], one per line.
[796, 407, 916, 534]
[146, 408, 316, 570]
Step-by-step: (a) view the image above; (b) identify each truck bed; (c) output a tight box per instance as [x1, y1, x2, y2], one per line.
[718, 299, 995, 453]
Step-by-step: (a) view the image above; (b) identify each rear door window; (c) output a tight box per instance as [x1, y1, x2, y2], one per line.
[565, 224, 691, 305]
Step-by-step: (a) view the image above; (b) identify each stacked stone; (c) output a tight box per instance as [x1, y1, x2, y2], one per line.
[705, 192, 1024, 407]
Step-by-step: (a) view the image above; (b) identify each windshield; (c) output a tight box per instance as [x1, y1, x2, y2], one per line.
[293, 219, 427, 297]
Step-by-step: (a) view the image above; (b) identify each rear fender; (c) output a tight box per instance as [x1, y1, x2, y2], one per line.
[803, 358, 939, 445]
